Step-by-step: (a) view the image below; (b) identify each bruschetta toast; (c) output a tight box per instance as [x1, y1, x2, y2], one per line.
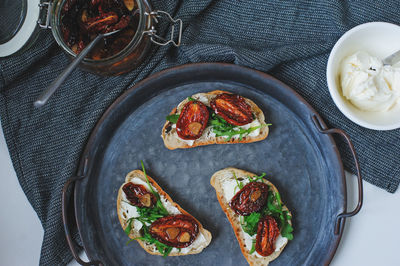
[117, 164, 212, 256]
[211, 167, 293, 265]
[162, 90, 270, 150]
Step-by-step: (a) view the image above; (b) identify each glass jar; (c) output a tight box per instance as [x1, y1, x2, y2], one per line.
[50, 0, 182, 75]
[0, 0, 182, 76]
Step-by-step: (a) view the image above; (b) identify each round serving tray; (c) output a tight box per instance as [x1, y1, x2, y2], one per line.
[62, 63, 362, 265]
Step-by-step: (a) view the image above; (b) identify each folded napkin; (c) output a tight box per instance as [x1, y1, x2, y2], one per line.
[1, 0, 399, 265]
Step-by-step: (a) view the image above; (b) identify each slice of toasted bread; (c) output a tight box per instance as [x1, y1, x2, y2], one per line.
[210, 167, 292, 265]
[117, 170, 212, 256]
[161, 90, 269, 150]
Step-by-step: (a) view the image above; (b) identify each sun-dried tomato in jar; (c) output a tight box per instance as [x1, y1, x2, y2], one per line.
[60, 0, 140, 59]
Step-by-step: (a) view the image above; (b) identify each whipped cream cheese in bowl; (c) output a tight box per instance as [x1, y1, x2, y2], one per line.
[327, 22, 400, 130]
[340, 51, 400, 112]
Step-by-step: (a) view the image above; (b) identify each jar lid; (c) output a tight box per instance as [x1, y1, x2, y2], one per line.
[0, 0, 41, 57]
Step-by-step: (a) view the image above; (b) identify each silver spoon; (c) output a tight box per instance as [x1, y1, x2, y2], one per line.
[34, 29, 121, 108]
[382, 49, 400, 66]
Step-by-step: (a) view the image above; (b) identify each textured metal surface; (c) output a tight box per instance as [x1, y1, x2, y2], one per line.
[74, 63, 345, 265]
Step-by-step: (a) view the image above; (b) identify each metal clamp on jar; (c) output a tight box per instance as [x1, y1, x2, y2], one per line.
[0, 0, 183, 76]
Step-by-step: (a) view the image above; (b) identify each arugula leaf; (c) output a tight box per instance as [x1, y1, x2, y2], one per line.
[284, 210, 292, 220]
[267, 192, 282, 214]
[124, 218, 135, 236]
[141, 161, 157, 196]
[233, 171, 243, 191]
[135, 206, 167, 224]
[241, 212, 261, 236]
[249, 239, 256, 254]
[166, 114, 179, 124]
[155, 200, 169, 216]
[248, 173, 266, 183]
[210, 113, 268, 141]
[140, 161, 169, 216]
[188, 96, 196, 101]
[275, 190, 282, 208]
[280, 216, 294, 240]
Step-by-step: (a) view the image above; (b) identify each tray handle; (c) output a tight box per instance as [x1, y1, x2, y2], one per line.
[312, 115, 363, 235]
[62, 176, 103, 265]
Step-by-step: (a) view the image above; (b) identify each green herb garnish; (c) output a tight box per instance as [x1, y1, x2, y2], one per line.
[233, 171, 244, 191]
[247, 173, 266, 183]
[188, 96, 196, 101]
[141, 160, 156, 195]
[166, 114, 179, 124]
[241, 212, 261, 236]
[210, 113, 269, 141]
[139, 161, 169, 218]
[134, 206, 168, 225]
[124, 217, 135, 236]
[266, 191, 282, 214]
[249, 239, 257, 254]
[280, 211, 294, 240]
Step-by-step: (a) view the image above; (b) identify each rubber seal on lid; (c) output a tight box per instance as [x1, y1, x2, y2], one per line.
[0, 0, 40, 57]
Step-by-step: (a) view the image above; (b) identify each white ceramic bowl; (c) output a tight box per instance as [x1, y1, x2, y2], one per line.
[327, 22, 400, 130]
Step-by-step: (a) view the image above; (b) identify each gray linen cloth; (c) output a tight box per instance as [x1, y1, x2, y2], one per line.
[0, 0, 399, 265]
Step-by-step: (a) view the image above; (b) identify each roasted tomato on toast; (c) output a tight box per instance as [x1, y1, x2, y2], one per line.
[210, 93, 253, 126]
[149, 214, 200, 248]
[229, 182, 269, 216]
[176, 100, 209, 140]
[256, 216, 280, 256]
[122, 183, 157, 208]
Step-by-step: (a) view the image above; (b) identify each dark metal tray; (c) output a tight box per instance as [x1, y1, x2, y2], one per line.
[62, 63, 362, 265]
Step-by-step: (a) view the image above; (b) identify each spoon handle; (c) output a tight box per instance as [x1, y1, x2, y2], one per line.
[382, 50, 400, 66]
[34, 34, 104, 108]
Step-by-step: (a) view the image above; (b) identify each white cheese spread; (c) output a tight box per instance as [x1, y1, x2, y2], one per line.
[233, 119, 262, 139]
[178, 138, 195, 146]
[340, 51, 400, 111]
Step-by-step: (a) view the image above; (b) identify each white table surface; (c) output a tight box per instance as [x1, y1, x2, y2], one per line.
[0, 118, 399, 266]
